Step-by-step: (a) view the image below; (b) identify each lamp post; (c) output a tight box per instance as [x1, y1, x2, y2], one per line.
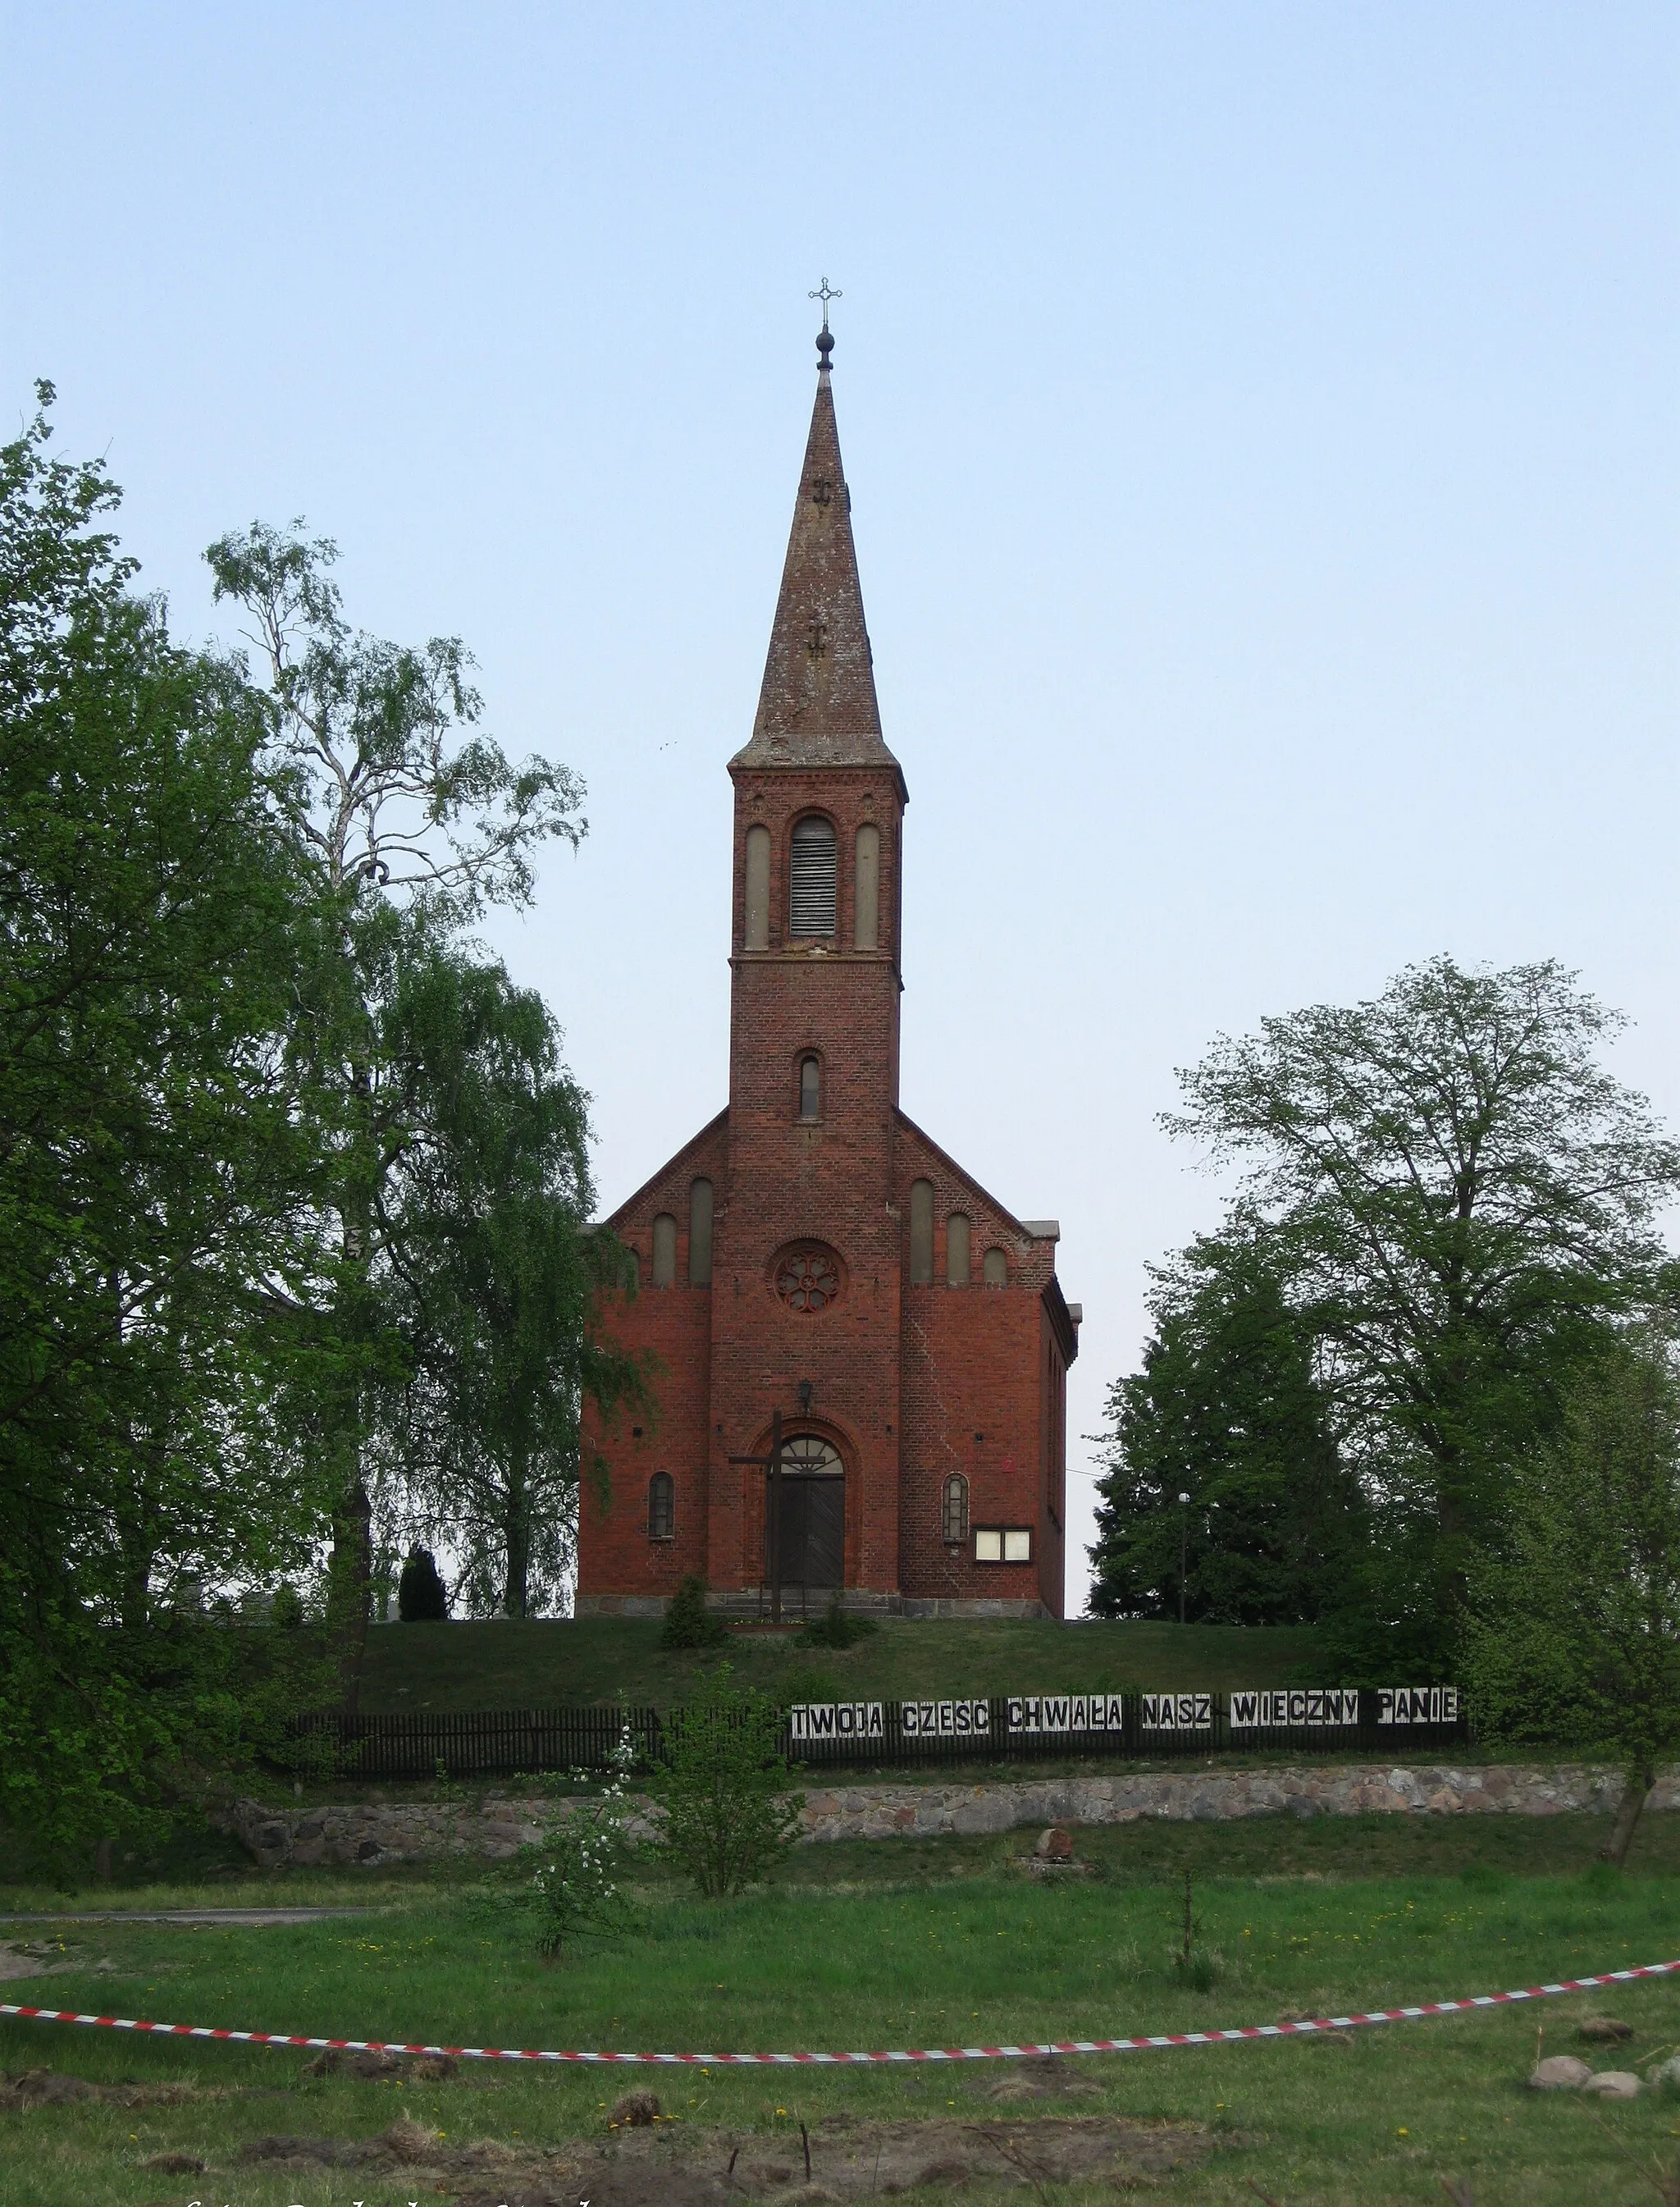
[1177, 1492, 1191, 1626]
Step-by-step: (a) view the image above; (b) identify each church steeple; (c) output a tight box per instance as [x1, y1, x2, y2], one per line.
[733, 321, 902, 780]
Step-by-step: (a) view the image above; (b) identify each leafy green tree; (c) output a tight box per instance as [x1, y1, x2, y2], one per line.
[1166, 957, 1680, 1647]
[1088, 1236, 1363, 1623]
[371, 939, 641, 1616]
[205, 523, 589, 1684]
[1463, 1325, 1680, 1866]
[0, 390, 342, 1863]
[652, 1666, 803, 1897]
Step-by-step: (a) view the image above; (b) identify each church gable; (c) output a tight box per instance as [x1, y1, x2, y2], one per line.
[893, 1111, 1062, 1304]
[603, 1109, 728, 1285]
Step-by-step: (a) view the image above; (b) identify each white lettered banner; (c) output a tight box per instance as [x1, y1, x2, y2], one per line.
[898, 1698, 992, 1738]
[1229, 1688, 1359, 1730]
[1139, 1692, 1213, 1733]
[788, 1702, 884, 1742]
[1378, 1687, 1459, 1725]
[1007, 1693, 1125, 1734]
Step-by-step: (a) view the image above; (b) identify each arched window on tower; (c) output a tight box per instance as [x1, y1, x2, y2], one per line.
[942, 1473, 970, 1545]
[743, 824, 771, 949]
[854, 823, 880, 950]
[789, 815, 838, 936]
[651, 1213, 677, 1287]
[983, 1247, 1008, 1286]
[647, 1473, 674, 1542]
[798, 1055, 821, 1121]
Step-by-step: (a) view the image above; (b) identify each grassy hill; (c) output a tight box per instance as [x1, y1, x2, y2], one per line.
[356, 1615, 1325, 1712]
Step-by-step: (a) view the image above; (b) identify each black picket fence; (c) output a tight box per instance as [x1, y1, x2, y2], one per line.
[296, 1688, 1465, 1781]
[294, 1706, 661, 1781]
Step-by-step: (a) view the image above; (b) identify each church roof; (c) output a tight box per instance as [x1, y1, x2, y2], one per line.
[732, 333, 906, 787]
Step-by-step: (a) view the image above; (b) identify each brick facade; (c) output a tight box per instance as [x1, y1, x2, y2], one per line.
[578, 344, 1078, 1620]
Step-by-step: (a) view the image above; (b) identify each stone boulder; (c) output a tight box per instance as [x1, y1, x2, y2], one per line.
[1529, 2055, 1592, 2090]
[1582, 2071, 1641, 2098]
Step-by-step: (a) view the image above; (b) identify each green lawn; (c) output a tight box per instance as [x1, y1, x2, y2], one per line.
[4, 1812, 1679, 2204]
[357, 1615, 1328, 1711]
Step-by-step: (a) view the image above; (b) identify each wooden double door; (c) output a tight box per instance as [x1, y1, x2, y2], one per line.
[767, 1436, 845, 1592]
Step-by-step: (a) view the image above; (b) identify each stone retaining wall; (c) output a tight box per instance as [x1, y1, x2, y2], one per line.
[223, 1761, 1679, 1870]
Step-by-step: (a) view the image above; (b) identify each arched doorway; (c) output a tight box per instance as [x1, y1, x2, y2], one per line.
[769, 1434, 845, 1600]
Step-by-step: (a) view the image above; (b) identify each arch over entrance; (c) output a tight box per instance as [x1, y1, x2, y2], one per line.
[769, 1433, 845, 1596]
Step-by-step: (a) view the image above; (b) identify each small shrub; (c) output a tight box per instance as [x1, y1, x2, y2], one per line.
[1167, 1867, 1227, 1991]
[398, 1547, 450, 1622]
[660, 1574, 728, 1650]
[489, 1731, 640, 1960]
[651, 1664, 803, 1897]
[797, 1593, 879, 1649]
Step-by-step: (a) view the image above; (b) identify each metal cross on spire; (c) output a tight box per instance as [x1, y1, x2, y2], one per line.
[809, 276, 842, 333]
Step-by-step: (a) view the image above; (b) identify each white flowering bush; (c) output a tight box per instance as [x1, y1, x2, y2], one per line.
[497, 1728, 641, 1961]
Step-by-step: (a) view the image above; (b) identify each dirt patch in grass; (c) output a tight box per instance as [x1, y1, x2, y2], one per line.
[0, 2068, 221, 2109]
[0, 1940, 114, 1981]
[227, 2109, 1210, 2203]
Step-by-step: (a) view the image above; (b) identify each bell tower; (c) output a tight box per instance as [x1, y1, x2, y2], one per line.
[704, 318, 911, 1604]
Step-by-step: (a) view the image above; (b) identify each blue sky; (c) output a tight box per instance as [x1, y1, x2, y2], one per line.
[7, 4, 1676, 1611]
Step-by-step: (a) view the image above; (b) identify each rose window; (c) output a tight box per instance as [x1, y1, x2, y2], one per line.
[776, 1247, 841, 1313]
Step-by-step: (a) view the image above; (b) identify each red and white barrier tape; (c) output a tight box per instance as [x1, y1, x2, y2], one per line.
[5, 1958, 1678, 2067]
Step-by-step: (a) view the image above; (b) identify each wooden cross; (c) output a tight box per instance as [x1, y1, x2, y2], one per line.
[728, 1407, 788, 1624]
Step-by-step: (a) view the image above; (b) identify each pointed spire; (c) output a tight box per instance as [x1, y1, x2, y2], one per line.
[733, 324, 902, 777]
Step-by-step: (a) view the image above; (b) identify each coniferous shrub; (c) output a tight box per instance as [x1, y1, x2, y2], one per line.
[660, 1574, 728, 1649]
[398, 1547, 450, 1622]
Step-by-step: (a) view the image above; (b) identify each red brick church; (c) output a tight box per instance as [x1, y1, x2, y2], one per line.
[577, 325, 1079, 1620]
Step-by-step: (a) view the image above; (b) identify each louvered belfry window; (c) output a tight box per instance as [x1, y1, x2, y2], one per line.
[789, 816, 838, 936]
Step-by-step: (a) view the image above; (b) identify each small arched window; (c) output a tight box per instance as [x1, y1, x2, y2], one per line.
[983, 1246, 1008, 1287]
[942, 1473, 970, 1545]
[798, 1054, 821, 1121]
[647, 1473, 674, 1541]
[789, 815, 838, 936]
[946, 1212, 971, 1287]
[909, 1179, 934, 1285]
[651, 1212, 677, 1287]
[688, 1177, 714, 1286]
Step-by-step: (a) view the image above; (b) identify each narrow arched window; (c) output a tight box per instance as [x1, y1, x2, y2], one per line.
[647, 1473, 674, 1541]
[942, 1473, 970, 1545]
[946, 1212, 971, 1287]
[983, 1246, 1007, 1287]
[789, 815, 838, 936]
[651, 1212, 677, 1287]
[854, 823, 880, 950]
[688, 1177, 713, 1286]
[799, 1055, 821, 1121]
[743, 823, 770, 949]
[909, 1179, 934, 1285]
